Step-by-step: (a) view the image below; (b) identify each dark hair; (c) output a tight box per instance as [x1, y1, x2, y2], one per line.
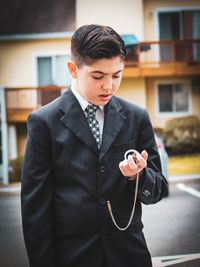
[71, 24, 126, 66]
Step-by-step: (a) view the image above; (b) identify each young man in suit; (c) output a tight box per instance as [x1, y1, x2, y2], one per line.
[21, 24, 168, 267]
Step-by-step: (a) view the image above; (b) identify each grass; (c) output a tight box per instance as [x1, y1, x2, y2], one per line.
[168, 153, 200, 176]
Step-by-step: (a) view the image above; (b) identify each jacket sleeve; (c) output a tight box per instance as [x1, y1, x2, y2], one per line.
[21, 113, 55, 267]
[135, 109, 168, 204]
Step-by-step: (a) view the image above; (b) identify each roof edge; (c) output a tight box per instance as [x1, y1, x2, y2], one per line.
[0, 31, 74, 41]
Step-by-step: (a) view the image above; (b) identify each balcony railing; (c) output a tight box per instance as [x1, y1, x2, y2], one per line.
[6, 85, 67, 122]
[125, 39, 200, 67]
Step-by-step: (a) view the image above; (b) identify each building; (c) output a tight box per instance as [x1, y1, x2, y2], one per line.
[0, 0, 200, 183]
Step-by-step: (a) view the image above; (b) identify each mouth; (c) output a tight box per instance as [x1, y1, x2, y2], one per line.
[99, 94, 111, 100]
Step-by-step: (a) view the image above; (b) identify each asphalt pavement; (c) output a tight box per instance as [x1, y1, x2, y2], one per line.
[0, 178, 200, 267]
[143, 180, 200, 266]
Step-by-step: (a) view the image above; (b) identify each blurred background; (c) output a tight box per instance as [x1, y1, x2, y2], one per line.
[0, 0, 200, 266]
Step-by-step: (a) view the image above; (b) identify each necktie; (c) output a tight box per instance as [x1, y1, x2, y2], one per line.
[85, 104, 101, 148]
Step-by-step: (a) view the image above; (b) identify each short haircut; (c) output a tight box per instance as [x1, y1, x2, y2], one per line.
[71, 24, 126, 67]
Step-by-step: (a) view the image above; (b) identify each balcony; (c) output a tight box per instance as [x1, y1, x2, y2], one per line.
[123, 39, 200, 77]
[6, 85, 67, 122]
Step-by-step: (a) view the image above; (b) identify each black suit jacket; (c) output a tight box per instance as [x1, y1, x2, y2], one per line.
[21, 89, 167, 267]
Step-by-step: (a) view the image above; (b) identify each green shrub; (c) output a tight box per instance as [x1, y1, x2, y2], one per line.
[163, 116, 200, 155]
[9, 156, 23, 183]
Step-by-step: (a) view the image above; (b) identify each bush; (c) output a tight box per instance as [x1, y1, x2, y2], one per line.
[154, 127, 164, 138]
[9, 156, 23, 183]
[163, 116, 200, 155]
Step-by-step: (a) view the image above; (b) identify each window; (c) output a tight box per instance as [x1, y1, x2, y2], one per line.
[158, 10, 200, 61]
[36, 54, 72, 106]
[37, 55, 71, 86]
[158, 83, 191, 114]
[159, 10, 200, 40]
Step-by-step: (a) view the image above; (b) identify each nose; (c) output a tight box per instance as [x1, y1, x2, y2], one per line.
[102, 77, 112, 90]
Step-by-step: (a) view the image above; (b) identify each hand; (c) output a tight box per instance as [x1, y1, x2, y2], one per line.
[119, 150, 148, 179]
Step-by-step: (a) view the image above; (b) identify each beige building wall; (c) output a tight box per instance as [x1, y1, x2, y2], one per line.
[116, 77, 146, 108]
[76, 0, 144, 39]
[192, 86, 200, 118]
[18, 135, 27, 157]
[146, 78, 160, 127]
[16, 124, 27, 157]
[143, 0, 200, 40]
[0, 38, 71, 87]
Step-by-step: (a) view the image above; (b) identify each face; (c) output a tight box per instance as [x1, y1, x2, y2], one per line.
[67, 56, 124, 106]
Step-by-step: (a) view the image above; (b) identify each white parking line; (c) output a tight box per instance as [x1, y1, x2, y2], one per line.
[176, 183, 200, 198]
[152, 253, 200, 266]
[169, 174, 200, 182]
[0, 187, 21, 193]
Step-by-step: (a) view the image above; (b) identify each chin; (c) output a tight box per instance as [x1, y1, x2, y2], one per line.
[91, 97, 111, 106]
[98, 101, 109, 106]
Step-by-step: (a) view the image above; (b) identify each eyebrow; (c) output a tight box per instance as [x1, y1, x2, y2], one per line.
[90, 70, 123, 75]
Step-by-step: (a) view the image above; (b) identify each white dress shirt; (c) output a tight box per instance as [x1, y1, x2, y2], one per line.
[71, 85, 104, 144]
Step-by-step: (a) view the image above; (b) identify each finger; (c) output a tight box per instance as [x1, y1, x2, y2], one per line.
[136, 152, 147, 167]
[122, 159, 134, 174]
[124, 157, 138, 175]
[119, 161, 128, 176]
[137, 156, 147, 169]
[127, 155, 138, 170]
[119, 159, 137, 177]
[141, 150, 148, 161]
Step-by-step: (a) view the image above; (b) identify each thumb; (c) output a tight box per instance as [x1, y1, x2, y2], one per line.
[141, 150, 148, 161]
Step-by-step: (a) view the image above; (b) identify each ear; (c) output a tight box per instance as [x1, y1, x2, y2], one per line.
[67, 60, 78, 78]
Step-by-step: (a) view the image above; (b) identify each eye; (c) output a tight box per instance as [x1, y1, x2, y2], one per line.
[113, 76, 120, 79]
[92, 76, 103, 80]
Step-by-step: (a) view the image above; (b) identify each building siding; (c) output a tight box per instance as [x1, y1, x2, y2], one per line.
[0, 38, 71, 87]
[192, 85, 200, 117]
[117, 77, 146, 108]
[76, 0, 144, 39]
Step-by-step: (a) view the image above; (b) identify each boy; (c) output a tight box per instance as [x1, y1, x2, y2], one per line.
[21, 24, 167, 267]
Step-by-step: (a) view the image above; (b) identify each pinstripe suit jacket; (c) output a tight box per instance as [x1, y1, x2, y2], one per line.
[21, 88, 167, 267]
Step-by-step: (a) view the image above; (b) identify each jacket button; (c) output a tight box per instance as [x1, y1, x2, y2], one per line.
[100, 198, 106, 205]
[99, 166, 106, 174]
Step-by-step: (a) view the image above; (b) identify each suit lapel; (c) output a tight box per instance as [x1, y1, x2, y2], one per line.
[100, 97, 126, 159]
[59, 89, 99, 156]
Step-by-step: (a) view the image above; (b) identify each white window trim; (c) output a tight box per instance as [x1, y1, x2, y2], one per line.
[155, 79, 193, 118]
[32, 50, 71, 87]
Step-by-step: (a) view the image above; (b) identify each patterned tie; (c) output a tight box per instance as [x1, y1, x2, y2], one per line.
[85, 104, 101, 148]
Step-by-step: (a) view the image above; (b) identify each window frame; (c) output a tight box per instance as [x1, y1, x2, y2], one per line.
[155, 79, 192, 117]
